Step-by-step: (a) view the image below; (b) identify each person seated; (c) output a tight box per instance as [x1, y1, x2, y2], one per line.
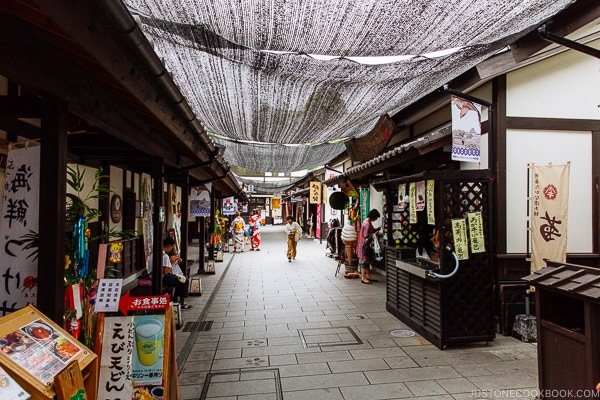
[162, 237, 192, 310]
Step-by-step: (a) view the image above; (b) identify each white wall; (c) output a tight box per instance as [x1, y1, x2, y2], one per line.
[503, 42, 598, 254]
[507, 39, 600, 119]
[505, 129, 592, 253]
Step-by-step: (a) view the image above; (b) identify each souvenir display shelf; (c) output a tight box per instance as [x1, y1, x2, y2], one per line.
[375, 169, 495, 349]
[0, 305, 98, 399]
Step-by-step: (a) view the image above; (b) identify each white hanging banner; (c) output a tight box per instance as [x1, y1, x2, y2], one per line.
[189, 183, 211, 218]
[451, 95, 482, 163]
[530, 163, 570, 273]
[0, 145, 41, 313]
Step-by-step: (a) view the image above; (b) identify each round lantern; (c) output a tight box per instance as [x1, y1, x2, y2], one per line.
[328, 191, 349, 210]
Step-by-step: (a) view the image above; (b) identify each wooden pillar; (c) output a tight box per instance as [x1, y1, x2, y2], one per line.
[180, 173, 190, 275]
[38, 94, 67, 323]
[151, 158, 164, 295]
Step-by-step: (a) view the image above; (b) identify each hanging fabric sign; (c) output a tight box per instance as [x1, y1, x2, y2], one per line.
[0, 145, 40, 312]
[309, 181, 321, 204]
[189, 183, 211, 217]
[530, 163, 570, 273]
[222, 196, 235, 215]
[426, 180, 435, 225]
[359, 187, 370, 220]
[467, 211, 485, 253]
[451, 95, 482, 163]
[397, 184, 407, 211]
[408, 182, 417, 224]
[451, 218, 469, 260]
[416, 181, 426, 211]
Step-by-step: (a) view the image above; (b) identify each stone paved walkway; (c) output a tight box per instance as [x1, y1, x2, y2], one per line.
[175, 225, 538, 400]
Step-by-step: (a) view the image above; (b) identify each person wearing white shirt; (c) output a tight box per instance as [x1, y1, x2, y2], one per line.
[284, 216, 302, 262]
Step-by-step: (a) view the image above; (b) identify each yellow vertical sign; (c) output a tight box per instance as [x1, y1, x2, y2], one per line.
[451, 218, 469, 260]
[467, 211, 485, 253]
[309, 181, 322, 204]
[426, 180, 435, 225]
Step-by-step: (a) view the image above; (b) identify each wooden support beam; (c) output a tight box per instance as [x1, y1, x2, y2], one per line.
[37, 94, 67, 323]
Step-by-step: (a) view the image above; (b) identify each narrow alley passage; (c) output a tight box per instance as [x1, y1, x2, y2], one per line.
[176, 225, 538, 400]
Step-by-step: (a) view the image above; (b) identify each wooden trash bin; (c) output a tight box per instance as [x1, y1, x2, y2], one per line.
[523, 260, 600, 398]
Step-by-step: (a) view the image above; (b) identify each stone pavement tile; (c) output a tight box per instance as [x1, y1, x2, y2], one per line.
[217, 332, 244, 341]
[189, 340, 218, 352]
[339, 382, 412, 400]
[187, 349, 216, 361]
[468, 372, 538, 391]
[383, 356, 421, 369]
[222, 320, 245, 328]
[296, 350, 353, 364]
[214, 348, 242, 359]
[246, 316, 308, 326]
[211, 356, 269, 370]
[281, 371, 369, 391]
[206, 377, 278, 397]
[393, 335, 432, 346]
[406, 380, 448, 397]
[268, 354, 298, 366]
[437, 376, 481, 393]
[277, 362, 331, 377]
[243, 344, 320, 358]
[483, 358, 538, 376]
[328, 358, 391, 373]
[180, 359, 213, 373]
[217, 338, 267, 349]
[283, 388, 344, 400]
[349, 347, 408, 360]
[453, 362, 494, 377]
[267, 335, 303, 346]
[178, 379, 206, 400]
[365, 365, 461, 384]
[243, 329, 301, 340]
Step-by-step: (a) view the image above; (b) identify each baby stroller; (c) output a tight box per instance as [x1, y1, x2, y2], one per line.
[325, 219, 344, 263]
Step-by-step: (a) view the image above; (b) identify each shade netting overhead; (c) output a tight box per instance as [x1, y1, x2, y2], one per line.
[124, 0, 574, 173]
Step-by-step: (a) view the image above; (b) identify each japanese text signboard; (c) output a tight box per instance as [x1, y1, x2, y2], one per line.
[0, 146, 40, 315]
[530, 163, 570, 273]
[309, 181, 321, 204]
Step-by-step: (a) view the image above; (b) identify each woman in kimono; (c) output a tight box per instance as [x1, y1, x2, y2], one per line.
[248, 209, 262, 251]
[230, 211, 246, 252]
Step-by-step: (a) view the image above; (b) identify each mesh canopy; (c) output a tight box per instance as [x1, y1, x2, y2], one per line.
[124, 0, 573, 173]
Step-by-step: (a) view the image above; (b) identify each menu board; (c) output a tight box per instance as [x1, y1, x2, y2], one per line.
[0, 305, 98, 400]
[0, 365, 30, 400]
[0, 318, 82, 386]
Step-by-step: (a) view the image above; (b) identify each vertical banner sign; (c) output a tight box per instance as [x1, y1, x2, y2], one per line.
[530, 163, 570, 273]
[190, 184, 211, 217]
[0, 146, 40, 313]
[309, 181, 321, 204]
[451, 95, 482, 163]
[426, 180, 435, 225]
[467, 211, 485, 253]
[451, 218, 469, 260]
[316, 204, 321, 239]
[408, 182, 417, 224]
[99, 314, 166, 399]
[99, 316, 134, 400]
[398, 184, 407, 211]
[415, 181, 426, 212]
[359, 188, 369, 220]
[222, 195, 235, 215]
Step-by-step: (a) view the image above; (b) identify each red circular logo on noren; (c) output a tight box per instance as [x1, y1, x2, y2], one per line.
[543, 184, 558, 200]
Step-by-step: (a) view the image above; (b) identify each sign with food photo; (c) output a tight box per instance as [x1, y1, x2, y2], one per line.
[0, 318, 82, 386]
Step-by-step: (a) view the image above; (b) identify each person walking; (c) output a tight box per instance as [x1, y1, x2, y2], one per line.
[284, 216, 302, 262]
[357, 209, 381, 284]
[308, 214, 315, 238]
[162, 237, 192, 309]
[248, 209, 262, 251]
[230, 211, 246, 252]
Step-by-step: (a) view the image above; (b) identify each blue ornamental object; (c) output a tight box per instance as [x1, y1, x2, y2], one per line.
[73, 216, 89, 278]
